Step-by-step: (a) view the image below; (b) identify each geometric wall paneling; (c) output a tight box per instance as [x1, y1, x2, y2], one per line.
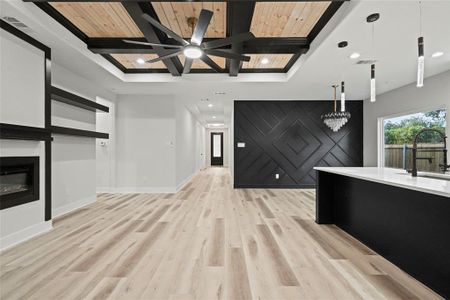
[234, 101, 363, 188]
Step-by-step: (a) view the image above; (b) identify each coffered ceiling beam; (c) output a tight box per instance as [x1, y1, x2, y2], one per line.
[227, 1, 255, 77]
[87, 37, 309, 55]
[121, 2, 182, 76]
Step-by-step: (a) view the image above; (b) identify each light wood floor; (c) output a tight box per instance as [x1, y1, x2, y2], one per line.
[0, 168, 441, 300]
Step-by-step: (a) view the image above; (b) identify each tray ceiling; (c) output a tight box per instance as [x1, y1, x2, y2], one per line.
[36, 1, 343, 76]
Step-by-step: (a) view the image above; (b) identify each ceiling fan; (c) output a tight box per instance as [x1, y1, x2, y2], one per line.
[123, 9, 255, 74]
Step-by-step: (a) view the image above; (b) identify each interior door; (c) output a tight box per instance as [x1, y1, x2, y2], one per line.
[211, 132, 223, 166]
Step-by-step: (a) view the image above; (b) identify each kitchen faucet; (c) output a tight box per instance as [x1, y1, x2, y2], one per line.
[410, 128, 449, 177]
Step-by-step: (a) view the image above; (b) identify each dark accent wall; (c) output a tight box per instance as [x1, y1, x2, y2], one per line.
[234, 100, 363, 188]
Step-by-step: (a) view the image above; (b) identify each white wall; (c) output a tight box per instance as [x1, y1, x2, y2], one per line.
[96, 96, 116, 193]
[364, 70, 450, 166]
[51, 63, 116, 217]
[205, 128, 230, 167]
[115, 94, 176, 192]
[175, 102, 204, 189]
[0, 30, 51, 250]
[0, 30, 44, 128]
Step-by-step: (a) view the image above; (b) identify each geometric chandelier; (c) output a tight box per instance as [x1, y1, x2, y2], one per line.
[321, 84, 351, 132]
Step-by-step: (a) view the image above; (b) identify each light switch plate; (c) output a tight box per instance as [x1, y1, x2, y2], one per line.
[237, 142, 246, 148]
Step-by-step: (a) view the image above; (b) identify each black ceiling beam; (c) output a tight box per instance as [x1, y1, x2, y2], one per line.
[87, 37, 309, 54]
[307, 0, 346, 42]
[121, 2, 182, 76]
[227, 1, 255, 77]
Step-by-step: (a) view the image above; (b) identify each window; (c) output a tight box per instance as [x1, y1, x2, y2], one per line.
[383, 108, 447, 172]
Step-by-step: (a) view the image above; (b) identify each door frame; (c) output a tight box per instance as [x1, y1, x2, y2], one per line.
[210, 132, 224, 166]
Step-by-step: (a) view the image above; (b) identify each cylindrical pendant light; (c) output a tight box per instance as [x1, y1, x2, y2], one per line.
[367, 13, 379, 103]
[417, 2, 424, 87]
[340, 81, 346, 111]
[417, 37, 424, 87]
[370, 64, 376, 102]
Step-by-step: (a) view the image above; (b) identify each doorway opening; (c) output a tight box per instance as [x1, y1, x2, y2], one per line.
[211, 132, 224, 166]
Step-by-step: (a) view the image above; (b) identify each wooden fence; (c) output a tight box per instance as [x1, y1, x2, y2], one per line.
[384, 144, 445, 172]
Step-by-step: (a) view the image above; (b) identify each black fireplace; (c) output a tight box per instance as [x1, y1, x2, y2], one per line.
[0, 156, 39, 210]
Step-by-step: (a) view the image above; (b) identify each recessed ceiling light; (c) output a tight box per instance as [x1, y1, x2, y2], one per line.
[209, 123, 224, 127]
[261, 58, 269, 65]
[431, 51, 444, 58]
[212, 116, 216, 119]
[136, 58, 145, 65]
[350, 52, 360, 59]
[208, 103, 213, 108]
[215, 91, 226, 95]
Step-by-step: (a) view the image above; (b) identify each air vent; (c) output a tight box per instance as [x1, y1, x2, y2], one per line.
[356, 59, 378, 65]
[2, 16, 33, 33]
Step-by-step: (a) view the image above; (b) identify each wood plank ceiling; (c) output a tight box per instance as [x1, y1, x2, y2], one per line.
[44, 1, 337, 74]
[49, 2, 143, 37]
[250, 2, 330, 37]
[152, 2, 226, 38]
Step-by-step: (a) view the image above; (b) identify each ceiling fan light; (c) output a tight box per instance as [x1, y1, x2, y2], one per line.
[183, 45, 203, 59]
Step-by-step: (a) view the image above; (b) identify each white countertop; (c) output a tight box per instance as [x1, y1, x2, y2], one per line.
[314, 167, 450, 198]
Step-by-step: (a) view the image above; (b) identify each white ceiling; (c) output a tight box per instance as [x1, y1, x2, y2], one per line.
[1, 0, 449, 127]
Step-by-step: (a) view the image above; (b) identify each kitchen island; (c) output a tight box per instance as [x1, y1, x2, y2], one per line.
[314, 167, 450, 298]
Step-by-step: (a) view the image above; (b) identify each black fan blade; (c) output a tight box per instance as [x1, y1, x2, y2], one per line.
[146, 49, 183, 63]
[190, 9, 213, 46]
[183, 58, 194, 74]
[202, 32, 255, 50]
[205, 49, 251, 62]
[141, 14, 189, 46]
[200, 55, 222, 73]
[123, 39, 183, 49]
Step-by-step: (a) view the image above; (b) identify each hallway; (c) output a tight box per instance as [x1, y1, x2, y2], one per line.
[0, 168, 439, 299]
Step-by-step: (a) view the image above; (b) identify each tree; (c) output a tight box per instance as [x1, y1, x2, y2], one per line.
[384, 109, 446, 145]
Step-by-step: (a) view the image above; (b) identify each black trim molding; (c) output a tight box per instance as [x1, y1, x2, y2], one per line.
[0, 123, 51, 141]
[1, 19, 52, 220]
[51, 86, 109, 112]
[51, 126, 109, 139]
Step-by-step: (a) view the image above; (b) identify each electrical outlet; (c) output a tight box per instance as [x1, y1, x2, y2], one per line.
[275, 173, 279, 179]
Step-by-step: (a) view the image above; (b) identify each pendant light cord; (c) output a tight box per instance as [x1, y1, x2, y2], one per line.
[419, 1, 423, 36]
[372, 23, 375, 61]
[333, 85, 337, 112]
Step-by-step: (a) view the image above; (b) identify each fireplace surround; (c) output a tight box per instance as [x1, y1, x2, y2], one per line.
[0, 156, 40, 210]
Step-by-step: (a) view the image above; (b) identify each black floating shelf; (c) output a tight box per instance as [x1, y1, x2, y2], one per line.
[51, 86, 109, 113]
[0, 123, 52, 141]
[51, 126, 109, 139]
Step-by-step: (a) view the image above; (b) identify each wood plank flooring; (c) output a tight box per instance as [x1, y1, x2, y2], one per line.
[0, 168, 441, 300]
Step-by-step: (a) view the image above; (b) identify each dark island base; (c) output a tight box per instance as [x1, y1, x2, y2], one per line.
[316, 170, 450, 298]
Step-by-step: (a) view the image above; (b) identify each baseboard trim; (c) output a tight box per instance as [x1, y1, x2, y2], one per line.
[96, 187, 111, 193]
[0, 220, 53, 252]
[112, 187, 177, 194]
[234, 184, 315, 189]
[176, 170, 199, 192]
[52, 195, 96, 218]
